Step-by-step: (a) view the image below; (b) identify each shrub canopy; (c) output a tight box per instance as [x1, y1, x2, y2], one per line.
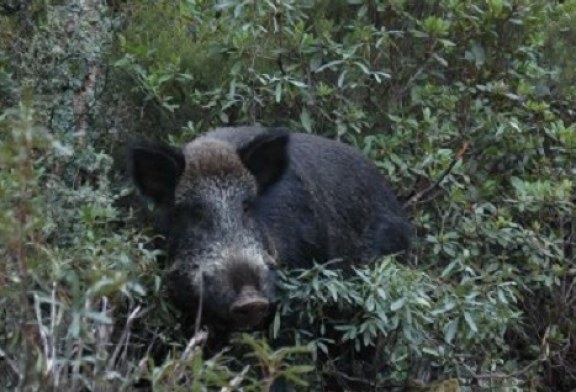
[1, 0, 575, 390]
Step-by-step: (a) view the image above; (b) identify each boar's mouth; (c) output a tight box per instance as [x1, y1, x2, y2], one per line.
[167, 270, 275, 332]
[229, 285, 270, 329]
[166, 250, 277, 332]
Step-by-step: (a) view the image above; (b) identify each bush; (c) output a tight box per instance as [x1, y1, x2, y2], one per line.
[1, 0, 575, 391]
[276, 258, 519, 389]
[111, 0, 576, 389]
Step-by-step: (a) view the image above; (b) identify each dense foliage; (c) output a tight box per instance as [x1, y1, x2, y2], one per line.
[1, 0, 574, 391]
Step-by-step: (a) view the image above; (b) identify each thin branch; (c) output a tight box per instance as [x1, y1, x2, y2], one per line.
[107, 305, 143, 370]
[220, 365, 250, 392]
[461, 356, 542, 380]
[404, 141, 470, 208]
[0, 346, 22, 381]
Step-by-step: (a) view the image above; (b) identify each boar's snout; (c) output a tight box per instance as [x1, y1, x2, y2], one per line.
[230, 285, 270, 328]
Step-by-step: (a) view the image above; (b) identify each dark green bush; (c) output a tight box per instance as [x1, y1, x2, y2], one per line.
[111, 0, 576, 389]
[1, 0, 575, 391]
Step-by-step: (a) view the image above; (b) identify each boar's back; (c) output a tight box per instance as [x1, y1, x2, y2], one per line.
[203, 126, 412, 269]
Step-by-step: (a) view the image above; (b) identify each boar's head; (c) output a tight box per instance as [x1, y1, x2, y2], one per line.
[130, 130, 288, 331]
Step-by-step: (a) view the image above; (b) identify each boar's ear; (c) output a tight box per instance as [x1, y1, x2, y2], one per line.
[129, 143, 185, 205]
[238, 130, 289, 193]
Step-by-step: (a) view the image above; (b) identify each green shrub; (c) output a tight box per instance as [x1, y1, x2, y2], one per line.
[276, 258, 519, 388]
[110, 0, 575, 389]
[0, 0, 574, 390]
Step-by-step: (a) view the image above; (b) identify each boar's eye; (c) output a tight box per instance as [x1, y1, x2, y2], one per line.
[186, 204, 204, 221]
[242, 198, 254, 214]
[174, 203, 204, 224]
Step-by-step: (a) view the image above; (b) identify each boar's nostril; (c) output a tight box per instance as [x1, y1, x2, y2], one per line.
[230, 287, 270, 326]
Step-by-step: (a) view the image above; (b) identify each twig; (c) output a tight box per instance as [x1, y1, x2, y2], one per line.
[33, 292, 52, 376]
[395, 54, 436, 99]
[107, 305, 143, 370]
[168, 331, 209, 384]
[323, 368, 380, 389]
[195, 272, 204, 334]
[461, 356, 542, 380]
[404, 142, 470, 207]
[0, 346, 22, 381]
[220, 365, 250, 392]
[180, 331, 208, 362]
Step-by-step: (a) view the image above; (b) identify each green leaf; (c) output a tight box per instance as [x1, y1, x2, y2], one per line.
[274, 82, 282, 103]
[85, 311, 113, 324]
[444, 318, 459, 344]
[300, 108, 312, 133]
[464, 312, 478, 333]
[390, 297, 406, 311]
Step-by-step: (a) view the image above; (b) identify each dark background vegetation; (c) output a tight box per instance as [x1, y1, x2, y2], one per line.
[1, 0, 575, 391]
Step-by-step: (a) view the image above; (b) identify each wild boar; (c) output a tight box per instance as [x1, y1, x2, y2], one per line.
[130, 126, 412, 337]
